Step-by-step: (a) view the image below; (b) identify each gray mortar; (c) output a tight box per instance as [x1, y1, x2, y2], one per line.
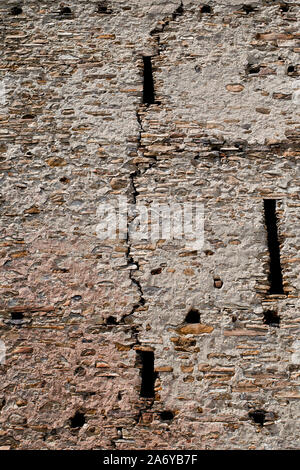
[0, 0, 299, 450]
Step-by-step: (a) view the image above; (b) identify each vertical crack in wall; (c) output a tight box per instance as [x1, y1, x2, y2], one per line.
[122, 112, 146, 325]
[119, 3, 186, 411]
[124, 2, 185, 329]
[123, 3, 185, 409]
[150, 1, 184, 47]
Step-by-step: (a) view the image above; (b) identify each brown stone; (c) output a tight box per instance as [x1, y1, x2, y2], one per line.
[226, 84, 244, 92]
[224, 329, 265, 336]
[115, 342, 131, 351]
[10, 251, 28, 258]
[110, 178, 128, 190]
[24, 206, 40, 214]
[12, 347, 33, 354]
[176, 324, 214, 335]
[272, 93, 292, 100]
[256, 33, 294, 41]
[46, 157, 66, 167]
[181, 365, 194, 373]
[256, 108, 271, 114]
[95, 362, 109, 368]
[183, 268, 194, 276]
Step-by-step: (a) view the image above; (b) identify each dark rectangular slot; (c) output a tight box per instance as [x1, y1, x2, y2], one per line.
[138, 350, 157, 398]
[143, 56, 155, 104]
[263, 199, 284, 294]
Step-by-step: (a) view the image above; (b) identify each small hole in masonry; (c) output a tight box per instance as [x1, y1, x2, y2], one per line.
[211, 143, 222, 151]
[22, 114, 35, 119]
[234, 139, 247, 151]
[232, 315, 237, 323]
[247, 64, 261, 74]
[214, 278, 223, 289]
[10, 6, 23, 15]
[59, 176, 69, 184]
[70, 411, 85, 428]
[117, 391, 122, 400]
[200, 5, 212, 14]
[11, 312, 24, 320]
[74, 366, 85, 376]
[97, 2, 110, 13]
[242, 4, 255, 14]
[249, 409, 266, 426]
[106, 315, 117, 325]
[287, 65, 295, 74]
[60, 7, 72, 15]
[185, 308, 200, 324]
[263, 310, 280, 327]
[280, 3, 289, 12]
[151, 267, 162, 275]
[71, 295, 82, 301]
[160, 410, 174, 421]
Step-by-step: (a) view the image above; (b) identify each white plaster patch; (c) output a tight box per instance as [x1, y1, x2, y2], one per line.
[291, 340, 300, 365]
[0, 80, 6, 106]
[292, 79, 300, 105]
[0, 340, 6, 365]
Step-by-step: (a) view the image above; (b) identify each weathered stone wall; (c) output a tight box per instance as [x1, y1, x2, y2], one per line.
[0, 0, 299, 449]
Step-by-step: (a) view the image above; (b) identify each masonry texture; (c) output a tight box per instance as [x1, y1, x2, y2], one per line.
[0, 0, 299, 450]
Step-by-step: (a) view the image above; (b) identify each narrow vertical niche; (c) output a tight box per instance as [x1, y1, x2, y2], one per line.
[10, 6, 23, 15]
[11, 312, 24, 320]
[69, 411, 85, 428]
[137, 350, 157, 398]
[185, 308, 200, 323]
[249, 409, 266, 426]
[263, 199, 284, 294]
[142, 57, 155, 105]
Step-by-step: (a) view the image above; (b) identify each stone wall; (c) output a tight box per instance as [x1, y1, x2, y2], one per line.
[0, 0, 299, 449]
